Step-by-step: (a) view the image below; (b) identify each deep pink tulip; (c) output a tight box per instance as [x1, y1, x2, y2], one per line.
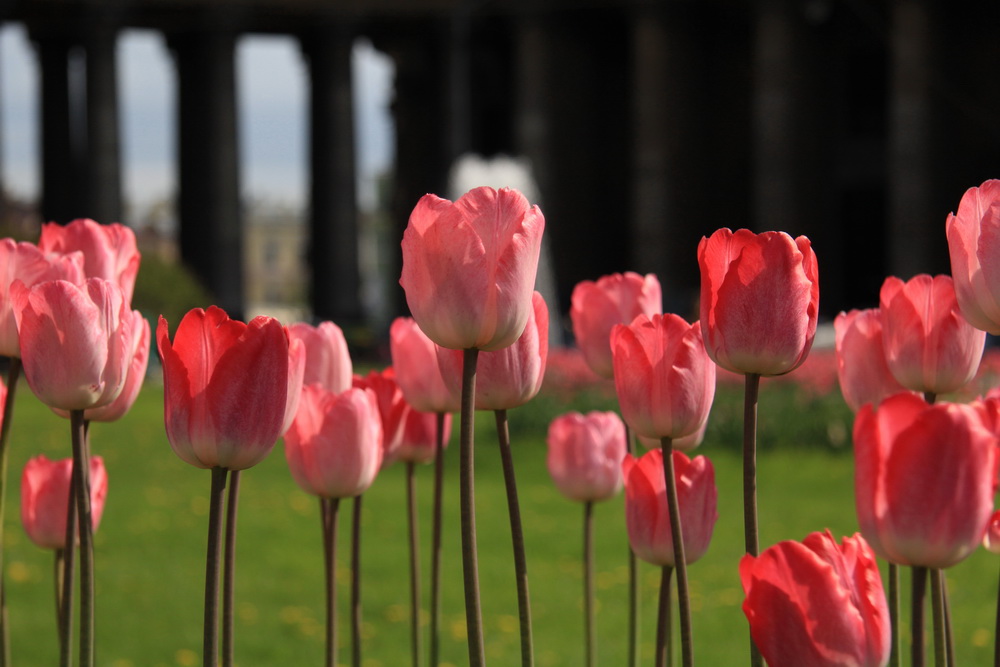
[38, 218, 140, 303]
[396, 408, 453, 465]
[610, 313, 716, 442]
[698, 228, 819, 376]
[72, 310, 150, 422]
[353, 368, 410, 466]
[157, 306, 290, 471]
[13, 278, 131, 411]
[284, 385, 383, 498]
[740, 530, 891, 667]
[286, 321, 352, 394]
[834, 308, 911, 412]
[400, 186, 545, 352]
[0, 239, 84, 358]
[570, 272, 662, 379]
[946, 179, 1000, 334]
[854, 392, 997, 568]
[389, 317, 460, 414]
[622, 448, 717, 566]
[21, 455, 108, 551]
[983, 510, 1000, 554]
[879, 274, 985, 396]
[436, 291, 548, 410]
[546, 411, 626, 503]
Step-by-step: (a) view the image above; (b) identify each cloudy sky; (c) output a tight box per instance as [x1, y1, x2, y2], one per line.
[0, 24, 395, 212]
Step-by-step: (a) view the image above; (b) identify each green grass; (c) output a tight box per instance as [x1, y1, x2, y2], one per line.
[0, 377, 997, 665]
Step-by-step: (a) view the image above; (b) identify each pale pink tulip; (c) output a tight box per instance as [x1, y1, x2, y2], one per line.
[946, 179, 1000, 334]
[547, 411, 626, 503]
[286, 321, 352, 394]
[390, 317, 459, 413]
[834, 308, 912, 412]
[280, 336, 306, 436]
[39, 218, 140, 302]
[73, 310, 150, 422]
[21, 455, 108, 550]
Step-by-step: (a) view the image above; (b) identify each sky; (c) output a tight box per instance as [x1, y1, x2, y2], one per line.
[0, 24, 395, 214]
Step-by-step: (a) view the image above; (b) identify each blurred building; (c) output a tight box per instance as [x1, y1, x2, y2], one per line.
[4, 0, 1000, 329]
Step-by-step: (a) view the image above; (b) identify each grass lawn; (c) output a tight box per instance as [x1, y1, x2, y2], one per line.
[0, 368, 997, 665]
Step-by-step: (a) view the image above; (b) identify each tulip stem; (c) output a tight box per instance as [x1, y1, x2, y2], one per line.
[742, 373, 763, 667]
[204, 467, 228, 667]
[889, 562, 900, 667]
[495, 409, 534, 667]
[222, 470, 241, 667]
[656, 566, 673, 667]
[60, 469, 77, 667]
[660, 438, 692, 667]
[913, 566, 928, 667]
[429, 412, 445, 667]
[930, 569, 946, 667]
[406, 462, 421, 667]
[459, 348, 485, 667]
[70, 410, 94, 667]
[54, 549, 67, 658]
[583, 501, 595, 667]
[321, 497, 340, 667]
[351, 493, 363, 667]
[942, 573, 955, 666]
[0, 357, 20, 667]
[624, 423, 639, 667]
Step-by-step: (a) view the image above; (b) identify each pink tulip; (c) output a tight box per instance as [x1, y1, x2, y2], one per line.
[740, 530, 891, 667]
[353, 368, 410, 466]
[854, 392, 997, 568]
[879, 274, 985, 396]
[983, 510, 1000, 554]
[157, 306, 290, 471]
[396, 408, 452, 465]
[637, 418, 708, 452]
[13, 278, 132, 411]
[546, 411, 626, 503]
[21, 455, 108, 550]
[286, 321, 352, 394]
[436, 291, 548, 410]
[946, 179, 1000, 334]
[389, 317, 460, 414]
[280, 336, 306, 436]
[0, 239, 84, 358]
[834, 308, 912, 412]
[622, 448, 717, 566]
[570, 272, 662, 379]
[284, 385, 383, 498]
[74, 310, 150, 422]
[698, 227, 819, 376]
[400, 186, 545, 351]
[38, 218, 140, 303]
[610, 313, 716, 442]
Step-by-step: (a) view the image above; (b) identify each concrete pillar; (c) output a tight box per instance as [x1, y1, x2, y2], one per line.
[83, 17, 122, 223]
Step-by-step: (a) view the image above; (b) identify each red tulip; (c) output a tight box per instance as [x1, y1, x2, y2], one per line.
[436, 291, 548, 410]
[400, 186, 545, 352]
[983, 510, 1000, 554]
[353, 368, 410, 466]
[0, 239, 84, 357]
[286, 321, 352, 395]
[879, 274, 985, 396]
[157, 306, 290, 471]
[854, 392, 997, 568]
[570, 272, 662, 379]
[946, 179, 1000, 334]
[284, 385, 383, 498]
[610, 313, 715, 442]
[39, 218, 141, 303]
[390, 317, 460, 414]
[396, 408, 452, 465]
[546, 411, 626, 503]
[622, 448, 716, 566]
[834, 308, 911, 412]
[21, 455, 108, 550]
[13, 278, 132, 411]
[740, 530, 891, 667]
[698, 228, 819, 376]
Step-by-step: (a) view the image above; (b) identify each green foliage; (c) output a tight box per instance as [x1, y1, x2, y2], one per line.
[131, 253, 213, 328]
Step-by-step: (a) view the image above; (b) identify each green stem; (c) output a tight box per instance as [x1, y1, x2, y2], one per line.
[743, 373, 763, 667]
[655, 566, 673, 667]
[660, 438, 692, 667]
[321, 497, 340, 667]
[429, 412, 445, 667]
[203, 468, 229, 667]
[459, 348, 485, 667]
[913, 566, 928, 667]
[70, 410, 94, 667]
[222, 470, 241, 667]
[583, 501, 595, 667]
[406, 462, 421, 667]
[930, 569, 946, 667]
[55, 549, 66, 656]
[942, 573, 955, 666]
[889, 562, 900, 667]
[352, 493, 363, 667]
[495, 408, 533, 667]
[59, 467, 77, 667]
[624, 422, 638, 667]
[0, 357, 20, 667]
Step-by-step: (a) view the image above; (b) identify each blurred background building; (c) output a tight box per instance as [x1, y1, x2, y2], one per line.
[0, 0, 998, 343]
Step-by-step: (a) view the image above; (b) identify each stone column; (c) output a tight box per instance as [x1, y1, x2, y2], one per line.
[83, 16, 122, 223]
[301, 27, 362, 326]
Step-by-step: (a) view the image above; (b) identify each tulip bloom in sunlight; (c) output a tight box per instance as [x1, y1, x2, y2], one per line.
[157, 306, 290, 471]
[39, 218, 141, 303]
[390, 317, 459, 414]
[400, 186, 545, 351]
[879, 274, 985, 397]
[570, 272, 662, 379]
[698, 228, 819, 376]
[834, 308, 911, 412]
[946, 179, 1000, 334]
[854, 392, 997, 568]
[547, 411, 626, 503]
[740, 530, 891, 667]
[287, 320, 352, 395]
[21, 455, 108, 550]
